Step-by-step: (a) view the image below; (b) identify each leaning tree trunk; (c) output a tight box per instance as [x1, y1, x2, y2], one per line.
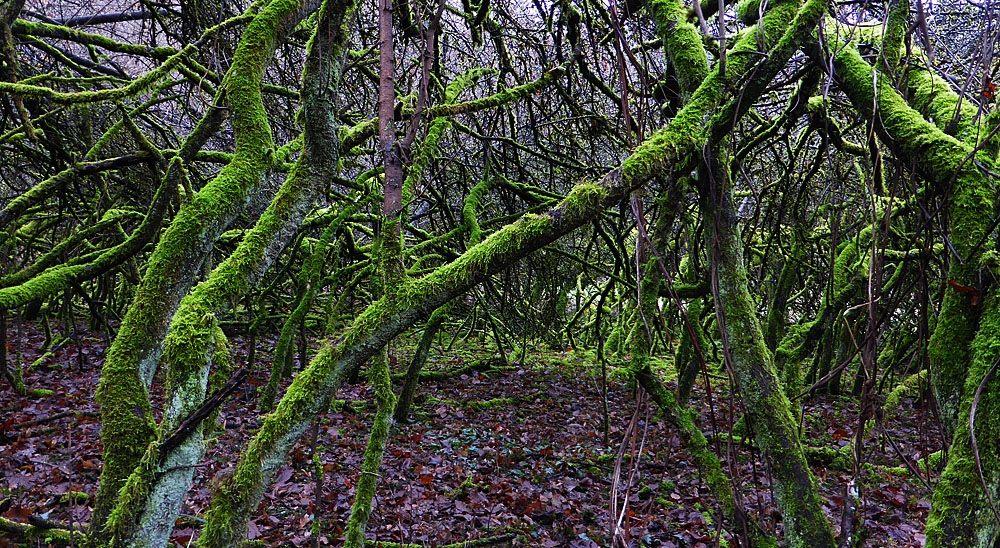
[88, 0, 311, 532]
[700, 140, 836, 548]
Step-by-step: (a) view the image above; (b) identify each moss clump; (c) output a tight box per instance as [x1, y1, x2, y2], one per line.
[58, 492, 90, 504]
[655, 497, 676, 508]
[883, 369, 928, 412]
[563, 182, 609, 216]
[594, 453, 616, 464]
[445, 476, 485, 499]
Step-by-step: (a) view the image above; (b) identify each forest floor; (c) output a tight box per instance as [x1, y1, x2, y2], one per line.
[1, 320, 941, 547]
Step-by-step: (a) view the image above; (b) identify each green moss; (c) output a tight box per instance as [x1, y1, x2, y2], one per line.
[339, 69, 556, 155]
[737, 0, 764, 23]
[428, 66, 566, 118]
[917, 450, 945, 470]
[59, 492, 90, 504]
[191, 1, 359, 545]
[765, 238, 801, 350]
[884, 369, 927, 411]
[198, 158, 620, 545]
[595, 453, 615, 464]
[0, 516, 88, 545]
[828, 37, 988, 191]
[647, 0, 708, 96]
[828, 38, 995, 437]
[925, 292, 1000, 547]
[205, 318, 232, 431]
[92, 318, 159, 536]
[12, 19, 179, 58]
[624, 0, 815, 187]
[425, 391, 542, 411]
[445, 475, 485, 498]
[344, 347, 396, 547]
[903, 64, 994, 152]
[0, 263, 87, 310]
[105, 441, 160, 543]
[0, 166, 77, 248]
[879, 0, 908, 71]
[461, 171, 493, 246]
[563, 182, 609, 216]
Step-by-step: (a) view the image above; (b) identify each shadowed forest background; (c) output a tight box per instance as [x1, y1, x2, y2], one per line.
[0, 0, 998, 545]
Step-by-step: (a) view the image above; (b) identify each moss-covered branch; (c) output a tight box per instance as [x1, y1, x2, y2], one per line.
[819, 24, 1000, 548]
[104, 1, 354, 546]
[0, 164, 174, 312]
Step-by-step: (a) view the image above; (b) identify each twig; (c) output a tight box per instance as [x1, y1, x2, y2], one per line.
[27, 514, 80, 531]
[160, 367, 249, 455]
[15, 410, 100, 430]
[365, 534, 514, 547]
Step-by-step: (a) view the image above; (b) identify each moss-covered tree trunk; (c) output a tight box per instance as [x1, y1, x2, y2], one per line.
[822, 26, 1000, 548]
[701, 143, 836, 548]
[113, 1, 353, 545]
[92, 0, 335, 539]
